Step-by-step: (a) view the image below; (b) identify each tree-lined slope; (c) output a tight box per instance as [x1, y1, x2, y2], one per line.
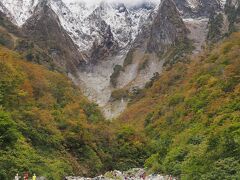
[0, 47, 112, 179]
[117, 32, 240, 179]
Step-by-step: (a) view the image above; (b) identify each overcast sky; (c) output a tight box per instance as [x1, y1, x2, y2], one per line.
[63, 0, 160, 6]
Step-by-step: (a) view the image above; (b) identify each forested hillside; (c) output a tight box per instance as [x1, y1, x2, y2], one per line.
[0, 47, 113, 179]
[0, 45, 152, 179]
[116, 32, 240, 179]
[0, 29, 239, 180]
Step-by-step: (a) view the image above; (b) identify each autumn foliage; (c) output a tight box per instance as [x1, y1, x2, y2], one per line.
[0, 47, 110, 179]
[0, 31, 239, 179]
[116, 33, 240, 179]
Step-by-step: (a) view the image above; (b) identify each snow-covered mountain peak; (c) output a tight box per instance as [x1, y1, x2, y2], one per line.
[0, 0, 159, 51]
[51, 0, 158, 51]
[0, 0, 39, 26]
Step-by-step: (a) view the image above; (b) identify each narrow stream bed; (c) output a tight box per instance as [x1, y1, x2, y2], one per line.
[65, 168, 176, 180]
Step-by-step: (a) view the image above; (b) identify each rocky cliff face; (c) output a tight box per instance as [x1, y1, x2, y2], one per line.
[116, 0, 191, 85]
[22, 0, 84, 74]
[87, 22, 119, 65]
[225, 0, 240, 31]
[206, 0, 240, 43]
[174, 0, 222, 18]
[0, 0, 39, 26]
[147, 0, 190, 55]
[0, 9, 57, 70]
[0, 1, 16, 24]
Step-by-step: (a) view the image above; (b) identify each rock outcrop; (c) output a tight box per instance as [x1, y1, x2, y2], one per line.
[174, 0, 222, 18]
[147, 0, 190, 55]
[22, 0, 84, 74]
[225, 0, 240, 32]
[88, 23, 119, 65]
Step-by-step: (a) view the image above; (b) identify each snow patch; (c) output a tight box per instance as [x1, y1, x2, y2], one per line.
[187, 0, 200, 9]
[0, 0, 39, 26]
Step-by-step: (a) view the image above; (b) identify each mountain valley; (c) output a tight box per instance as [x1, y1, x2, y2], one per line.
[0, 0, 239, 179]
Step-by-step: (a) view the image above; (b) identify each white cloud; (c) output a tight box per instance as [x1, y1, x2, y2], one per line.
[63, 0, 160, 7]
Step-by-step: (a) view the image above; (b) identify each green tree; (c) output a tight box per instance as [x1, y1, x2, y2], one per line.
[0, 110, 19, 149]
